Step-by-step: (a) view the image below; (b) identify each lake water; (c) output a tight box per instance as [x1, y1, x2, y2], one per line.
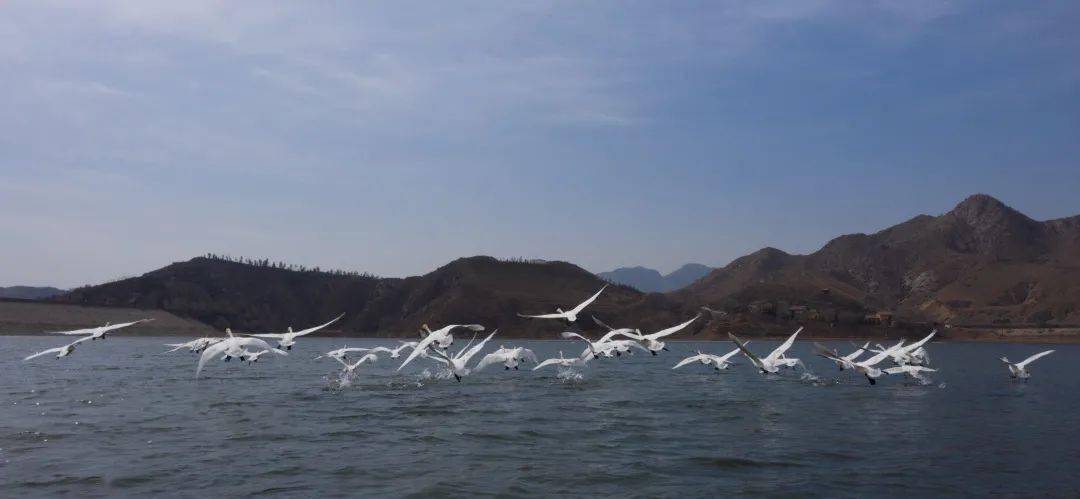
[2, 336, 1078, 497]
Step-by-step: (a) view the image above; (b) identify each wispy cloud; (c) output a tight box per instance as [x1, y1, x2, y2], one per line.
[1, 0, 1077, 286]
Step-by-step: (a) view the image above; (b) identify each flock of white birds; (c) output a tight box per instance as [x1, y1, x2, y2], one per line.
[22, 286, 1055, 384]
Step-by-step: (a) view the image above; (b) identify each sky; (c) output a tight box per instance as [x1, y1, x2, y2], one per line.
[2, 1, 1079, 288]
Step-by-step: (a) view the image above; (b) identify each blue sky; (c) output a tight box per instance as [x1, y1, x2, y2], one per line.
[2, 1, 1079, 288]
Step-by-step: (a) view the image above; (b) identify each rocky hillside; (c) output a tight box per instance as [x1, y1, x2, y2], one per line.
[679, 194, 1080, 329]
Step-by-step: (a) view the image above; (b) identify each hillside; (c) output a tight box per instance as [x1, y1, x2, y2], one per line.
[0, 299, 212, 336]
[47, 195, 1080, 341]
[598, 263, 713, 292]
[55, 256, 688, 338]
[678, 194, 1080, 333]
[0, 286, 65, 300]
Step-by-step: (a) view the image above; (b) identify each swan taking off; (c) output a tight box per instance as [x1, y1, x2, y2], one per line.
[250, 313, 344, 350]
[883, 365, 937, 382]
[560, 331, 644, 359]
[335, 353, 379, 374]
[517, 285, 607, 323]
[397, 324, 485, 371]
[428, 330, 497, 381]
[824, 341, 870, 370]
[728, 327, 803, 374]
[165, 337, 224, 354]
[1001, 350, 1054, 380]
[672, 345, 744, 371]
[24, 335, 95, 361]
[533, 350, 591, 370]
[196, 332, 287, 377]
[627, 314, 701, 355]
[816, 341, 902, 385]
[47, 319, 154, 340]
[474, 345, 539, 371]
[359, 342, 418, 359]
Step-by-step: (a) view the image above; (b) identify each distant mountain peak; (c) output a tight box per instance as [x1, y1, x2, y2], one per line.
[597, 263, 713, 293]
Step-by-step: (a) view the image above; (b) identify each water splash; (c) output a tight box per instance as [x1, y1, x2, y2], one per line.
[556, 367, 584, 383]
[337, 372, 353, 389]
[794, 360, 822, 384]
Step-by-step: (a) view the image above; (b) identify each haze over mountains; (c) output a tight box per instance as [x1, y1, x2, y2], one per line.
[44, 195, 1080, 339]
[597, 264, 713, 293]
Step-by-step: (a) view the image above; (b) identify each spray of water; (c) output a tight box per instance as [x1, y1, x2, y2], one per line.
[556, 367, 584, 383]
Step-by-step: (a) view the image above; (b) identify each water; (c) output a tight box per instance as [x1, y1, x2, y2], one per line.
[2, 336, 1078, 497]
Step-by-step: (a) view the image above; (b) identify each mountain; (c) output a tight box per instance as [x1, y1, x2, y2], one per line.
[679, 194, 1080, 330]
[598, 263, 713, 292]
[0, 286, 65, 300]
[55, 256, 688, 338]
[46, 194, 1080, 340]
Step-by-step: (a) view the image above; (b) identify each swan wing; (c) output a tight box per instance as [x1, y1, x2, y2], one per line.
[24, 346, 65, 360]
[291, 313, 346, 337]
[1017, 350, 1055, 368]
[673, 354, 707, 369]
[461, 330, 497, 364]
[397, 334, 440, 371]
[648, 314, 700, 340]
[517, 312, 566, 320]
[473, 351, 509, 372]
[569, 285, 607, 315]
[729, 333, 762, 365]
[766, 327, 803, 363]
[197, 339, 236, 377]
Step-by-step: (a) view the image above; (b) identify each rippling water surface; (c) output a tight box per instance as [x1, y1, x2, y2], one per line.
[2, 336, 1078, 497]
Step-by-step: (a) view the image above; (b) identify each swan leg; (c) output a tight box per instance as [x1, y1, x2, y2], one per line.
[650, 351, 657, 356]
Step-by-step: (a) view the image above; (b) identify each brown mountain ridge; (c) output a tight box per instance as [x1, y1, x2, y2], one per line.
[679, 194, 1080, 332]
[53, 194, 1080, 340]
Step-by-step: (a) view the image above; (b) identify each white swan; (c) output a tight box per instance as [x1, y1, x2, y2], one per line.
[672, 345, 744, 371]
[196, 332, 287, 377]
[883, 365, 937, 382]
[242, 349, 274, 364]
[728, 327, 803, 374]
[517, 285, 607, 323]
[250, 313, 344, 350]
[47, 319, 153, 340]
[428, 330, 497, 381]
[397, 324, 485, 371]
[819, 341, 870, 370]
[165, 337, 224, 354]
[24, 335, 94, 361]
[474, 345, 539, 371]
[627, 314, 700, 355]
[592, 339, 649, 357]
[335, 353, 379, 374]
[884, 330, 936, 365]
[591, 316, 643, 340]
[1001, 350, 1054, 380]
[533, 350, 591, 370]
[355, 342, 418, 359]
[561, 331, 645, 358]
[316, 345, 380, 362]
[816, 341, 901, 385]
